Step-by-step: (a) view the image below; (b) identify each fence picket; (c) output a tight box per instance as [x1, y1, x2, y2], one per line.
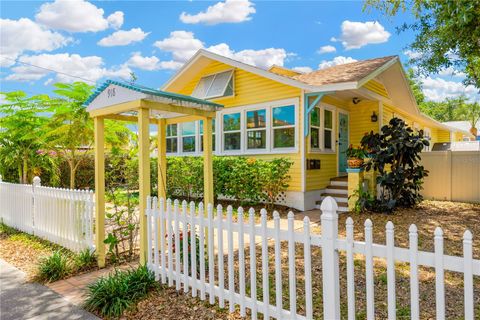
[346, 217, 355, 320]
[261, 209, 270, 320]
[287, 211, 297, 319]
[273, 211, 282, 318]
[146, 196, 152, 267]
[174, 200, 181, 291]
[249, 208, 258, 320]
[159, 198, 166, 284]
[167, 199, 173, 286]
[365, 219, 375, 320]
[227, 206, 235, 312]
[238, 207, 246, 317]
[189, 201, 197, 297]
[217, 205, 225, 308]
[463, 230, 474, 319]
[303, 216, 313, 319]
[386, 221, 396, 320]
[434, 227, 445, 319]
[153, 197, 159, 281]
[207, 204, 215, 305]
[409, 224, 419, 320]
[182, 200, 189, 293]
[198, 202, 206, 300]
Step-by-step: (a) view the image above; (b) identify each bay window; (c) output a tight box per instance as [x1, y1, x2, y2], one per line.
[246, 109, 266, 149]
[223, 113, 241, 151]
[272, 105, 295, 148]
[166, 124, 178, 153]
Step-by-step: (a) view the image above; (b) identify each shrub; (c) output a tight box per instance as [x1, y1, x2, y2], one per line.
[361, 117, 429, 212]
[37, 251, 70, 282]
[75, 248, 96, 270]
[84, 265, 156, 318]
[258, 158, 293, 209]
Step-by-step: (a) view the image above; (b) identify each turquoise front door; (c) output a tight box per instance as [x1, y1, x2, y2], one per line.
[338, 113, 349, 173]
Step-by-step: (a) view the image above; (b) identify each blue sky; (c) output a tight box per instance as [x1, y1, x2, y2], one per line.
[1, 0, 478, 102]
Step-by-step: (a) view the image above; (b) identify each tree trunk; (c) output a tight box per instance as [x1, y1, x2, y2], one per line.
[69, 164, 76, 190]
[18, 164, 22, 184]
[22, 156, 28, 184]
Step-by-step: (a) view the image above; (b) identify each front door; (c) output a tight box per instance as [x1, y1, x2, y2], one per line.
[338, 112, 349, 173]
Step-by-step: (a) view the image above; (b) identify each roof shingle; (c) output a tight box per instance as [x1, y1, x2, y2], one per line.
[290, 55, 398, 86]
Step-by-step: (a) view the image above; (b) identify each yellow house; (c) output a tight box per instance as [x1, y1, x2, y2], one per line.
[160, 49, 470, 211]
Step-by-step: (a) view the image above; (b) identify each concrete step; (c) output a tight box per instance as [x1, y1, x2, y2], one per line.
[324, 185, 348, 195]
[315, 200, 348, 212]
[320, 193, 348, 203]
[330, 180, 348, 187]
[330, 176, 348, 182]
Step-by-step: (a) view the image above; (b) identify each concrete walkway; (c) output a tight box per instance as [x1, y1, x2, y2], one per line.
[0, 259, 99, 320]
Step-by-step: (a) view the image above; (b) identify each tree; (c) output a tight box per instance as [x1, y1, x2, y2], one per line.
[0, 91, 53, 183]
[361, 118, 429, 212]
[457, 101, 480, 136]
[406, 68, 425, 105]
[364, 0, 480, 88]
[46, 82, 131, 189]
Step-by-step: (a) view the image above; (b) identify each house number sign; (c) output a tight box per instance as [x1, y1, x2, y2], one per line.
[107, 87, 116, 98]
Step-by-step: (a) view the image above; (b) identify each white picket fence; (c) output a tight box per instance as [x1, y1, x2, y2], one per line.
[145, 196, 479, 320]
[0, 177, 95, 252]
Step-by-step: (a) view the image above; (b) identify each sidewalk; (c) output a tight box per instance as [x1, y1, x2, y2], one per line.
[0, 259, 99, 320]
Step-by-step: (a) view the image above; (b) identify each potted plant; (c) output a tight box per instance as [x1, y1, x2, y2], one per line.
[346, 145, 366, 168]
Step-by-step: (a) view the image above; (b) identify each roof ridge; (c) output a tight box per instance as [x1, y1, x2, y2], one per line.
[301, 55, 398, 76]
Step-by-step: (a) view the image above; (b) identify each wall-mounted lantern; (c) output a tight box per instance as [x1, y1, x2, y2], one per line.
[371, 111, 378, 122]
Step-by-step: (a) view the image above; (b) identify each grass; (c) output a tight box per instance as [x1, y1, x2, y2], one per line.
[37, 251, 70, 282]
[84, 265, 157, 319]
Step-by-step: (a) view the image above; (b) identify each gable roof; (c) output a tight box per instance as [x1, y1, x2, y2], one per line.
[291, 56, 397, 86]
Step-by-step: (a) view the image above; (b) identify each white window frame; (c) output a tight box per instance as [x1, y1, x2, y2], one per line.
[245, 107, 268, 151]
[199, 119, 216, 152]
[221, 111, 243, 154]
[323, 106, 335, 152]
[308, 103, 336, 153]
[192, 69, 235, 100]
[424, 127, 432, 152]
[309, 105, 321, 151]
[180, 121, 197, 154]
[217, 98, 299, 156]
[166, 124, 179, 155]
[271, 104, 297, 151]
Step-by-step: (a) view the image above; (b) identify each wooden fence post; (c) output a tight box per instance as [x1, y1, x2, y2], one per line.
[320, 196, 340, 319]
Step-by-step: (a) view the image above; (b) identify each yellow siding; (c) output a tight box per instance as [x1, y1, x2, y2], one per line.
[437, 129, 451, 142]
[364, 80, 389, 98]
[169, 60, 303, 192]
[305, 152, 336, 191]
[177, 61, 301, 108]
[454, 132, 463, 142]
[348, 100, 379, 146]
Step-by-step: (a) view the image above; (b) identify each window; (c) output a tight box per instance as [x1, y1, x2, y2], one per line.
[223, 113, 241, 151]
[272, 105, 295, 148]
[181, 121, 196, 153]
[246, 109, 266, 149]
[166, 124, 178, 153]
[192, 70, 234, 100]
[200, 119, 216, 152]
[324, 109, 333, 150]
[310, 106, 321, 149]
[424, 128, 432, 152]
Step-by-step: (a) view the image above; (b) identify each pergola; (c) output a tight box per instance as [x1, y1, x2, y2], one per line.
[85, 80, 223, 267]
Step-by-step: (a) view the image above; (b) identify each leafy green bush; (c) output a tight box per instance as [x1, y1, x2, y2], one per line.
[75, 248, 96, 270]
[37, 251, 70, 282]
[361, 117, 429, 212]
[84, 265, 156, 318]
[165, 156, 293, 206]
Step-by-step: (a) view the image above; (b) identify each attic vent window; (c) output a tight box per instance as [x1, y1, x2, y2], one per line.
[192, 70, 234, 99]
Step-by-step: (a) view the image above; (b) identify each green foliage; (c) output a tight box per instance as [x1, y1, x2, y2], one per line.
[84, 265, 157, 318]
[75, 249, 96, 270]
[346, 145, 367, 159]
[37, 251, 70, 282]
[170, 231, 206, 274]
[350, 187, 376, 213]
[361, 118, 429, 212]
[364, 0, 480, 88]
[165, 156, 293, 207]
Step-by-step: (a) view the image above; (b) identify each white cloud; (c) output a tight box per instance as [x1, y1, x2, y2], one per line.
[332, 21, 390, 50]
[421, 76, 479, 102]
[125, 52, 160, 71]
[97, 28, 149, 47]
[318, 45, 336, 54]
[292, 66, 313, 73]
[153, 30, 290, 70]
[107, 11, 124, 29]
[437, 67, 467, 78]
[403, 49, 422, 60]
[318, 56, 357, 69]
[5, 53, 131, 83]
[180, 0, 255, 25]
[154, 31, 204, 62]
[0, 18, 71, 67]
[35, 0, 124, 32]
